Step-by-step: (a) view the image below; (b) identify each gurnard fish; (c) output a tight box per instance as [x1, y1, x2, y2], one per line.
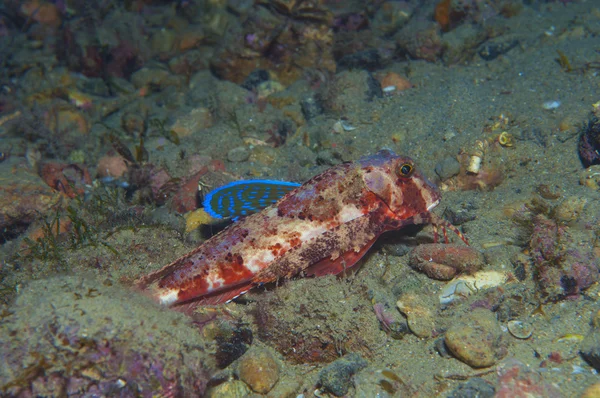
[137, 149, 461, 306]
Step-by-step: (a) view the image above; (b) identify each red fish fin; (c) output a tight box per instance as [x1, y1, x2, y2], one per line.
[195, 283, 254, 305]
[306, 237, 378, 277]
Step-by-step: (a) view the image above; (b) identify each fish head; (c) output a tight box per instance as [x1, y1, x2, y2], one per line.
[360, 150, 441, 220]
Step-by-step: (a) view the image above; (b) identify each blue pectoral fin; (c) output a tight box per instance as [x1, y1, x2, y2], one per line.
[202, 179, 301, 220]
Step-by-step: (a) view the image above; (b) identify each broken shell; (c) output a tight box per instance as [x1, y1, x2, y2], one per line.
[498, 132, 514, 147]
[507, 320, 533, 339]
[466, 155, 482, 174]
[439, 270, 509, 304]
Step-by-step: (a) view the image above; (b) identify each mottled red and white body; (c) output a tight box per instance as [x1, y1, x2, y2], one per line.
[137, 150, 455, 306]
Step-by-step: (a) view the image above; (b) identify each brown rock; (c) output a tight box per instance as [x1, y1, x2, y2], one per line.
[396, 293, 436, 338]
[410, 244, 485, 280]
[97, 156, 129, 179]
[445, 309, 506, 368]
[237, 348, 279, 394]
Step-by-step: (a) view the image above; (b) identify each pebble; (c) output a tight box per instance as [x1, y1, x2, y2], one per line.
[237, 348, 280, 394]
[396, 293, 436, 338]
[318, 353, 368, 397]
[227, 146, 250, 163]
[207, 380, 251, 398]
[434, 157, 461, 180]
[447, 377, 495, 398]
[300, 95, 323, 121]
[444, 309, 505, 368]
[170, 107, 213, 138]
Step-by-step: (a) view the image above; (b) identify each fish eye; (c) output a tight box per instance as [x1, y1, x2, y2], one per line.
[398, 163, 413, 177]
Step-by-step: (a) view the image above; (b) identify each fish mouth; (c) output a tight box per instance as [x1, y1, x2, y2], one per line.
[427, 199, 440, 211]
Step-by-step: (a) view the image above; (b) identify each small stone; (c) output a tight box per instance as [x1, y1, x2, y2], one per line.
[300, 95, 324, 121]
[97, 155, 129, 178]
[241, 69, 270, 91]
[435, 157, 461, 180]
[202, 320, 253, 369]
[318, 353, 367, 397]
[170, 107, 213, 138]
[237, 348, 279, 394]
[445, 309, 505, 368]
[207, 380, 251, 398]
[121, 111, 146, 135]
[227, 147, 250, 163]
[447, 377, 495, 398]
[131, 67, 177, 90]
[150, 28, 175, 54]
[396, 293, 436, 338]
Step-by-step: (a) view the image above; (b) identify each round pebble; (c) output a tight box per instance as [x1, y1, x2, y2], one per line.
[207, 380, 251, 398]
[445, 309, 505, 368]
[237, 348, 279, 394]
[227, 146, 250, 163]
[435, 157, 461, 180]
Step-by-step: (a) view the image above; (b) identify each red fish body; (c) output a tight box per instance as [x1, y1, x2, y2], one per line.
[138, 150, 443, 306]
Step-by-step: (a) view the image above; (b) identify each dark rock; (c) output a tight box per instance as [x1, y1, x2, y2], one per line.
[478, 38, 519, 61]
[448, 377, 496, 398]
[318, 353, 368, 397]
[580, 329, 600, 371]
[578, 117, 600, 168]
[300, 95, 324, 121]
[443, 207, 477, 225]
[241, 69, 270, 91]
[337, 49, 384, 71]
[212, 321, 253, 369]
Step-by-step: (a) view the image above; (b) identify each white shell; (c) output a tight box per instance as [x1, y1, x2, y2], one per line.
[466, 155, 482, 174]
[542, 100, 561, 110]
[439, 270, 509, 304]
